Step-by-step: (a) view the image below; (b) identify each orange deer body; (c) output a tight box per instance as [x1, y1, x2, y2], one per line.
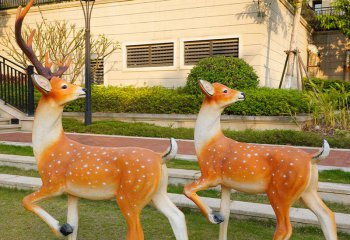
[16, 1, 188, 240]
[184, 80, 337, 240]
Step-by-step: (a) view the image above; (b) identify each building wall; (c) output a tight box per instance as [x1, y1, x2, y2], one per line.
[0, 0, 311, 88]
[312, 30, 350, 81]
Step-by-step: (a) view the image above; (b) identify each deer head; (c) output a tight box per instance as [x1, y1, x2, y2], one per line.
[199, 80, 245, 108]
[15, 0, 85, 106]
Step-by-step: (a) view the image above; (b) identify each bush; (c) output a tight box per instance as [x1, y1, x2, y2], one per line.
[225, 88, 309, 116]
[64, 86, 202, 114]
[185, 56, 259, 95]
[304, 78, 350, 92]
[62, 85, 308, 116]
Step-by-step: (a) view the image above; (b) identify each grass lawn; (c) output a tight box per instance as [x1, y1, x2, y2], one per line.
[0, 166, 349, 214]
[0, 187, 349, 240]
[62, 118, 350, 148]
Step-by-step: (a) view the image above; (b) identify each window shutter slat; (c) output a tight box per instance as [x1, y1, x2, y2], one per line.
[127, 42, 174, 68]
[184, 38, 239, 65]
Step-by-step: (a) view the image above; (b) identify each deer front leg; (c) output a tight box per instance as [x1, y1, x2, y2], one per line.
[184, 177, 224, 224]
[22, 187, 70, 237]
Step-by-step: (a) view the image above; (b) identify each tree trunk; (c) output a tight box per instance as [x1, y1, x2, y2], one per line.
[284, 0, 302, 89]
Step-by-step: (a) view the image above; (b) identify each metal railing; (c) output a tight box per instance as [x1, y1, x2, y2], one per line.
[0, 56, 34, 116]
[0, 0, 76, 10]
[314, 7, 341, 16]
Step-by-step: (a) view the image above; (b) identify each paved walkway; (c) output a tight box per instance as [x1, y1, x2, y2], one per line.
[0, 132, 349, 167]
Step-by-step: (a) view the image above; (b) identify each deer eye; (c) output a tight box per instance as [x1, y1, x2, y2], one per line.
[223, 89, 228, 93]
[61, 85, 68, 89]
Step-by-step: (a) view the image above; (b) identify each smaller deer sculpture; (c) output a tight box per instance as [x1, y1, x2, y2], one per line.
[184, 80, 337, 240]
[16, 1, 188, 240]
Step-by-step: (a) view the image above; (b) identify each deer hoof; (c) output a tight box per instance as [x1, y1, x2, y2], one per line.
[208, 212, 225, 224]
[59, 223, 74, 236]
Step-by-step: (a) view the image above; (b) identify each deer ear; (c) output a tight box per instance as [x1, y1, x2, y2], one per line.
[32, 74, 52, 94]
[199, 80, 215, 96]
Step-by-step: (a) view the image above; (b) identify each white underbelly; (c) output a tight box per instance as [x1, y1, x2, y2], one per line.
[223, 178, 267, 194]
[66, 183, 116, 200]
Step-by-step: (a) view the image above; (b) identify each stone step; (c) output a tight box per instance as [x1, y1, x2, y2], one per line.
[0, 118, 11, 125]
[0, 124, 21, 133]
[0, 153, 349, 204]
[0, 173, 349, 234]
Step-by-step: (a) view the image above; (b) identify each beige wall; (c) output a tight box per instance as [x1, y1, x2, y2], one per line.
[0, 0, 311, 88]
[312, 30, 350, 81]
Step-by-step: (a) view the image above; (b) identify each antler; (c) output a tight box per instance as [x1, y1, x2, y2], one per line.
[15, 0, 71, 79]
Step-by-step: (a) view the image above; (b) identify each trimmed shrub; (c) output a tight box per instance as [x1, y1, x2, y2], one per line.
[64, 86, 202, 114]
[63, 85, 308, 116]
[304, 78, 350, 92]
[185, 56, 259, 95]
[226, 88, 309, 116]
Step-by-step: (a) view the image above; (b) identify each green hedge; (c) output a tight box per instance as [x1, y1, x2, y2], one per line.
[61, 86, 308, 116]
[304, 78, 350, 92]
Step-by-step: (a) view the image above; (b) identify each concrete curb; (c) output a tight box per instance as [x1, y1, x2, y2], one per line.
[0, 173, 349, 234]
[0, 153, 349, 204]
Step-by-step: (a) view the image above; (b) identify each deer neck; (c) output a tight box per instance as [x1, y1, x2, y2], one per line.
[32, 97, 65, 160]
[194, 102, 223, 155]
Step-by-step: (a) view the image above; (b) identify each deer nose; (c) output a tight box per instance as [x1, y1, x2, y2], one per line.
[82, 88, 87, 92]
[241, 92, 245, 98]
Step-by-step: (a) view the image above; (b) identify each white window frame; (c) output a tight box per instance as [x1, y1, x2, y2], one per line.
[180, 35, 242, 70]
[122, 39, 178, 72]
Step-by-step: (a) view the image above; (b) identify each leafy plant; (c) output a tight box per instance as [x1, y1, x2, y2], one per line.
[316, 0, 350, 38]
[305, 80, 350, 130]
[185, 56, 259, 95]
[0, 21, 119, 83]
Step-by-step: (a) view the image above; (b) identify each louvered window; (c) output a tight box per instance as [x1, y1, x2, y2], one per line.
[126, 43, 174, 68]
[90, 58, 104, 85]
[184, 38, 239, 65]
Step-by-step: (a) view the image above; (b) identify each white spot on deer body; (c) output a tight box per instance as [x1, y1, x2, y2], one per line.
[57, 160, 61, 164]
[83, 164, 88, 168]
[113, 157, 117, 161]
[141, 165, 145, 168]
[120, 196, 123, 200]
[254, 153, 258, 156]
[87, 171, 91, 175]
[105, 169, 109, 172]
[102, 152, 107, 155]
[49, 165, 52, 168]
[242, 160, 247, 164]
[290, 163, 294, 166]
[128, 170, 131, 174]
[283, 175, 287, 178]
[247, 154, 251, 157]
[69, 143, 73, 146]
[51, 153, 55, 157]
[125, 162, 129, 165]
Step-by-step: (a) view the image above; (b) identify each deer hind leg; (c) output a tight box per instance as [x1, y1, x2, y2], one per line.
[67, 195, 79, 240]
[267, 192, 293, 240]
[301, 190, 337, 240]
[22, 187, 69, 237]
[152, 165, 188, 240]
[116, 195, 144, 240]
[184, 176, 223, 224]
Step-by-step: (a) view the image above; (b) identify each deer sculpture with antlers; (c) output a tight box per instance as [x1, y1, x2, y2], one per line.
[184, 80, 337, 240]
[16, 1, 188, 239]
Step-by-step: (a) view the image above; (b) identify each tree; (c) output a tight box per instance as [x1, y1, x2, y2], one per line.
[316, 0, 350, 38]
[284, 0, 303, 89]
[1, 21, 119, 83]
